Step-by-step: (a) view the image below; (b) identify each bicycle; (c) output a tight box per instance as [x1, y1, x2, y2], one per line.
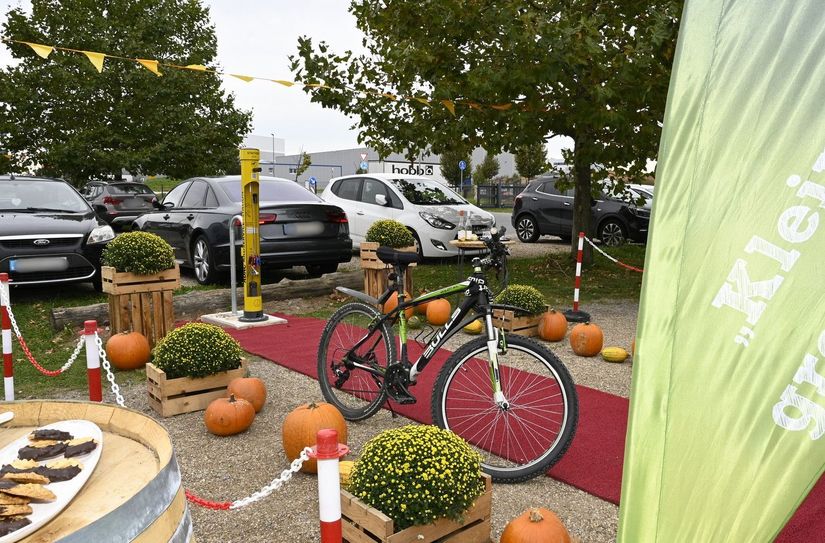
[317, 227, 578, 483]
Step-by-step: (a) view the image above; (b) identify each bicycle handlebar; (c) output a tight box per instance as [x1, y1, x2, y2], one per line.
[475, 226, 509, 271]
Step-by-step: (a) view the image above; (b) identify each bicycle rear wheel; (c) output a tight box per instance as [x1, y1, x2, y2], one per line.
[317, 302, 395, 421]
[432, 335, 578, 483]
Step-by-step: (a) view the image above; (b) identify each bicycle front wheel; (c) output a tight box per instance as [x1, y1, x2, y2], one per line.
[432, 335, 578, 483]
[317, 302, 396, 421]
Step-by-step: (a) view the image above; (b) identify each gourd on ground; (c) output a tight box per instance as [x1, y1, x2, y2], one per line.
[463, 320, 483, 334]
[569, 322, 604, 357]
[426, 298, 451, 326]
[382, 291, 414, 319]
[601, 346, 629, 363]
[281, 402, 348, 473]
[537, 310, 567, 342]
[105, 331, 151, 370]
[227, 377, 267, 412]
[204, 394, 256, 436]
[501, 507, 571, 543]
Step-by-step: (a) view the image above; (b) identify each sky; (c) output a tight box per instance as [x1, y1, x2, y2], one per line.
[0, 1, 570, 158]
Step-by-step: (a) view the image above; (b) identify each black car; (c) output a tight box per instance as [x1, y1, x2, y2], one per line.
[0, 175, 115, 287]
[132, 175, 353, 284]
[81, 181, 159, 229]
[512, 176, 651, 246]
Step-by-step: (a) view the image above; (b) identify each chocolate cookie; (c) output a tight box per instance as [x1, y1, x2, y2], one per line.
[29, 429, 74, 441]
[63, 437, 97, 458]
[0, 516, 31, 537]
[0, 504, 32, 517]
[0, 460, 39, 475]
[18, 440, 67, 461]
[2, 483, 56, 502]
[37, 459, 82, 483]
[1, 472, 49, 485]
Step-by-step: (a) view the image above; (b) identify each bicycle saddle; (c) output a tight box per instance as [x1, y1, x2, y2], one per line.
[376, 246, 421, 266]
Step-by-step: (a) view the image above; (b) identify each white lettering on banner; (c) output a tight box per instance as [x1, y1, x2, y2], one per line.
[772, 330, 825, 438]
[711, 154, 825, 347]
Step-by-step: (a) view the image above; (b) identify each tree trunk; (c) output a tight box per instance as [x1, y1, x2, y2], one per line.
[571, 135, 594, 265]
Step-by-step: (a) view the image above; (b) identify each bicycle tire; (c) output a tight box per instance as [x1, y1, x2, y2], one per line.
[317, 302, 396, 421]
[432, 335, 578, 483]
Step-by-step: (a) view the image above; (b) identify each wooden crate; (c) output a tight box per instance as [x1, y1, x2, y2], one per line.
[341, 474, 492, 543]
[146, 359, 248, 417]
[492, 308, 546, 337]
[102, 264, 180, 347]
[360, 242, 416, 299]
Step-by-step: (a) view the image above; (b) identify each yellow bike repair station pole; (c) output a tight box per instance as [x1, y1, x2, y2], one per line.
[239, 148, 268, 322]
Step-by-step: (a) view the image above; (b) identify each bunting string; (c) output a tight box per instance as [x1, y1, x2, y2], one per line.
[0, 37, 549, 117]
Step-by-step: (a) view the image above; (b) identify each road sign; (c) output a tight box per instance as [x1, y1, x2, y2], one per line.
[458, 160, 466, 171]
[359, 161, 369, 170]
[308, 176, 317, 186]
[360, 152, 368, 161]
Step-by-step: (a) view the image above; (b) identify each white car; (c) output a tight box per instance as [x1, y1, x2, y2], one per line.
[321, 174, 495, 258]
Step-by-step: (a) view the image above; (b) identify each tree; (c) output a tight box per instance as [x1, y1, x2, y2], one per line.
[0, 0, 252, 186]
[515, 142, 550, 181]
[290, 0, 680, 261]
[473, 152, 499, 185]
[294, 150, 312, 181]
[439, 147, 471, 186]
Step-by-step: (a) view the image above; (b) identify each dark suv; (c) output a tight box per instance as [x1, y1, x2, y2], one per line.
[0, 176, 115, 287]
[82, 181, 159, 229]
[512, 176, 651, 245]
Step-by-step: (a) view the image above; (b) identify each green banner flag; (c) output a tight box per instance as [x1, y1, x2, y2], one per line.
[619, 1, 825, 541]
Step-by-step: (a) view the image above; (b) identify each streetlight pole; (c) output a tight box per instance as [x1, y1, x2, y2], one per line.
[270, 133, 275, 174]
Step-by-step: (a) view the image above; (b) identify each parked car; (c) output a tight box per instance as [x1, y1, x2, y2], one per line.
[0, 175, 115, 288]
[81, 181, 159, 229]
[321, 174, 495, 258]
[132, 176, 352, 284]
[512, 176, 651, 246]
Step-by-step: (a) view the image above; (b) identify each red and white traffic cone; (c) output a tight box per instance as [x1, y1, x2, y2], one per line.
[310, 429, 349, 543]
[84, 321, 102, 402]
[0, 273, 13, 401]
[564, 232, 591, 323]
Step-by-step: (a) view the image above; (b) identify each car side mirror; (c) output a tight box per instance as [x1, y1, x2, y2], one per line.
[375, 194, 387, 206]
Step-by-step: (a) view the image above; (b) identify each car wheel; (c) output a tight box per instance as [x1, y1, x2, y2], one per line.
[408, 229, 425, 259]
[599, 219, 627, 247]
[192, 235, 218, 285]
[306, 263, 338, 278]
[515, 215, 540, 243]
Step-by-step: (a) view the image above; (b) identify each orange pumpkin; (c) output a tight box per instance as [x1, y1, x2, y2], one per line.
[537, 310, 567, 342]
[227, 377, 267, 412]
[204, 394, 256, 436]
[282, 402, 348, 473]
[105, 331, 150, 370]
[569, 322, 604, 357]
[415, 290, 430, 315]
[382, 291, 414, 319]
[426, 298, 452, 326]
[501, 507, 571, 543]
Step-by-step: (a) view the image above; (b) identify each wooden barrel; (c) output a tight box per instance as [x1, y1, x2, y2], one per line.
[0, 400, 193, 543]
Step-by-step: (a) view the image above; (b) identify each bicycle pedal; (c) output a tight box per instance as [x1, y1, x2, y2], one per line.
[386, 385, 417, 405]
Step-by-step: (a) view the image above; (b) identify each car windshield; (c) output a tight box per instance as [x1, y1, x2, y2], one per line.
[108, 184, 154, 195]
[219, 179, 320, 203]
[387, 178, 464, 205]
[0, 180, 89, 213]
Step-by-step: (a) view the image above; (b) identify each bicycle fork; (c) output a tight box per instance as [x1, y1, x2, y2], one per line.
[484, 313, 510, 410]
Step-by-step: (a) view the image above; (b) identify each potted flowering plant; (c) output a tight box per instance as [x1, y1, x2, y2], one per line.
[101, 231, 180, 346]
[492, 284, 549, 336]
[146, 323, 248, 417]
[361, 219, 416, 297]
[341, 425, 491, 542]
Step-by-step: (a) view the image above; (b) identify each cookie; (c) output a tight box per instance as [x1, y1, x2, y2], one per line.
[63, 437, 97, 458]
[0, 494, 30, 505]
[2, 483, 56, 502]
[0, 516, 31, 537]
[37, 459, 82, 483]
[18, 440, 67, 461]
[0, 459, 39, 475]
[0, 504, 32, 517]
[0, 480, 17, 490]
[29, 429, 73, 441]
[1, 472, 49, 485]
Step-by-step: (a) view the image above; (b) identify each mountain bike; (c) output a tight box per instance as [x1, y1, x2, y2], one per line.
[317, 228, 578, 483]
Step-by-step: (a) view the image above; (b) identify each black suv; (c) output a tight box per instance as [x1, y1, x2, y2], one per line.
[512, 176, 651, 245]
[0, 176, 115, 287]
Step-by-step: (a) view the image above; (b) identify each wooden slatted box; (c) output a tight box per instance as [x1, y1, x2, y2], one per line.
[102, 264, 180, 347]
[491, 306, 548, 337]
[146, 358, 249, 417]
[341, 473, 492, 543]
[360, 242, 415, 299]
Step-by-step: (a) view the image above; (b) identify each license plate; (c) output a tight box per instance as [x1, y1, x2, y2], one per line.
[283, 222, 324, 236]
[10, 257, 69, 273]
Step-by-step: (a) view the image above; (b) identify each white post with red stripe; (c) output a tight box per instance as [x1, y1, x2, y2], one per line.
[0, 273, 13, 401]
[84, 321, 102, 402]
[312, 429, 349, 543]
[564, 232, 591, 323]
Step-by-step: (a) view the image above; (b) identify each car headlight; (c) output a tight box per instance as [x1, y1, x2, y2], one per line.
[418, 212, 455, 230]
[88, 224, 115, 244]
[628, 207, 651, 218]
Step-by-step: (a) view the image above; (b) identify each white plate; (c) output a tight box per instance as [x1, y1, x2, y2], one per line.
[0, 420, 103, 543]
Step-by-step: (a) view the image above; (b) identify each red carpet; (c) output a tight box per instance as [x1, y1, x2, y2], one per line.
[226, 313, 820, 540]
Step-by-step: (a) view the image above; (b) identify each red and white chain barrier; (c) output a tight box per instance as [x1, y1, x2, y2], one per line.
[582, 234, 645, 273]
[0, 273, 120, 403]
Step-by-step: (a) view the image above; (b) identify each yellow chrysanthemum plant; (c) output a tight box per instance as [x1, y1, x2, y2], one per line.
[101, 231, 175, 275]
[152, 323, 243, 379]
[348, 425, 485, 530]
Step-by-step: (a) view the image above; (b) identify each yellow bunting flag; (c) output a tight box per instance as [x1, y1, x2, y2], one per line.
[22, 42, 53, 59]
[184, 64, 207, 71]
[413, 97, 431, 106]
[491, 103, 513, 111]
[381, 92, 397, 101]
[441, 99, 456, 116]
[466, 101, 483, 110]
[305, 83, 330, 89]
[272, 80, 294, 87]
[137, 59, 161, 76]
[230, 74, 255, 82]
[81, 51, 105, 73]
